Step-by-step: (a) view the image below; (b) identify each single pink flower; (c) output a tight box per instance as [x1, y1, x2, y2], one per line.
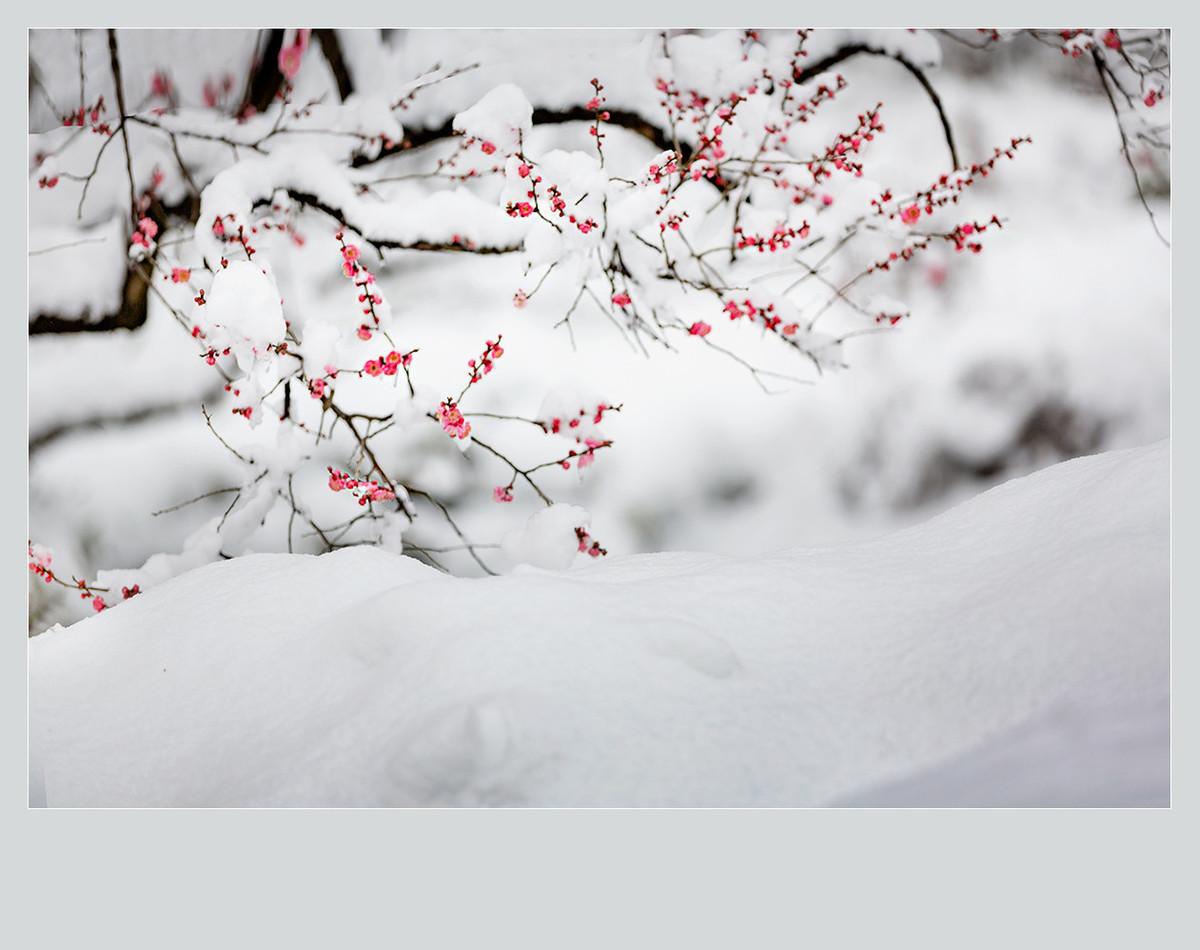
[278, 31, 310, 81]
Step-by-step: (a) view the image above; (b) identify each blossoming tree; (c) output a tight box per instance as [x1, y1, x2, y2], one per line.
[27, 27, 1169, 618]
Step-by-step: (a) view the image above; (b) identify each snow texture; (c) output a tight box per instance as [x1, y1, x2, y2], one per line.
[453, 84, 534, 154]
[502, 503, 591, 570]
[204, 261, 285, 349]
[29, 442, 1168, 807]
[194, 148, 524, 268]
[29, 217, 128, 322]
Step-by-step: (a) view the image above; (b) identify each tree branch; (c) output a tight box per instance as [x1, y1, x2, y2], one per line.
[1092, 49, 1169, 248]
[240, 29, 287, 117]
[106, 30, 139, 224]
[260, 190, 522, 255]
[30, 386, 224, 453]
[354, 106, 686, 168]
[314, 29, 354, 101]
[801, 43, 959, 170]
[30, 263, 148, 334]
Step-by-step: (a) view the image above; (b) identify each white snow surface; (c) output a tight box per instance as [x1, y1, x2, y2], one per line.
[29, 442, 1168, 807]
[452, 84, 533, 154]
[502, 503, 592, 571]
[204, 261, 285, 348]
[29, 216, 128, 322]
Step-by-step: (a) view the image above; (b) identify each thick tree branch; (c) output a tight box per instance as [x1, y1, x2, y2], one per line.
[30, 264, 148, 334]
[352, 43, 959, 172]
[29, 196, 186, 335]
[240, 29, 287, 117]
[106, 30, 138, 224]
[314, 29, 354, 101]
[353, 106, 686, 168]
[257, 190, 522, 255]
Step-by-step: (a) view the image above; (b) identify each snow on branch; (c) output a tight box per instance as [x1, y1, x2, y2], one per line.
[196, 147, 526, 266]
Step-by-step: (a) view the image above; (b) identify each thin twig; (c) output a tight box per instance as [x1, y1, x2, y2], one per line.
[106, 30, 139, 226]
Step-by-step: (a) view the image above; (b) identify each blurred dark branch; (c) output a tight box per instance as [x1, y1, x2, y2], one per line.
[30, 196, 184, 334]
[258, 190, 522, 254]
[533, 106, 680, 156]
[29, 57, 60, 117]
[933, 29, 998, 51]
[30, 264, 148, 334]
[106, 30, 139, 225]
[314, 30, 354, 101]
[240, 29, 286, 116]
[801, 44, 959, 169]
[29, 386, 224, 453]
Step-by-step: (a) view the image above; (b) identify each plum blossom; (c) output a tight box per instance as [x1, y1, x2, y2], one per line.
[437, 401, 472, 440]
[278, 30, 310, 82]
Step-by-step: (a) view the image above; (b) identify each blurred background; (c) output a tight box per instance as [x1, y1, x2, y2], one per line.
[28, 29, 1170, 630]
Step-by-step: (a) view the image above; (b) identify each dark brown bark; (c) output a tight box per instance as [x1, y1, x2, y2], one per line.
[314, 30, 354, 101]
[353, 106, 687, 168]
[30, 265, 148, 334]
[240, 29, 287, 117]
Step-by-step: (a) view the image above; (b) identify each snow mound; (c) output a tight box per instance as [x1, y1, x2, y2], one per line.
[204, 261, 285, 348]
[29, 443, 1169, 807]
[452, 84, 533, 154]
[502, 503, 591, 571]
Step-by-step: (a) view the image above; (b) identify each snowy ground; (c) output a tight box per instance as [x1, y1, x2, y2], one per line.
[29, 442, 1169, 807]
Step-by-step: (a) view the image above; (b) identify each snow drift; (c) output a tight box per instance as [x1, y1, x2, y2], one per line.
[29, 442, 1169, 807]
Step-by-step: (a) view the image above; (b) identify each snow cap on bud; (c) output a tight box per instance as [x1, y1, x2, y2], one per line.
[501, 503, 592, 571]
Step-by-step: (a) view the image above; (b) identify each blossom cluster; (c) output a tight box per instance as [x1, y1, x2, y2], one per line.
[466, 337, 504, 385]
[734, 222, 810, 253]
[544, 402, 619, 437]
[327, 468, 397, 506]
[437, 401, 472, 440]
[723, 298, 800, 336]
[27, 542, 137, 613]
[872, 137, 1032, 222]
[130, 216, 158, 257]
[575, 527, 607, 558]
[336, 233, 386, 339]
[61, 95, 111, 135]
[363, 349, 415, 378]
